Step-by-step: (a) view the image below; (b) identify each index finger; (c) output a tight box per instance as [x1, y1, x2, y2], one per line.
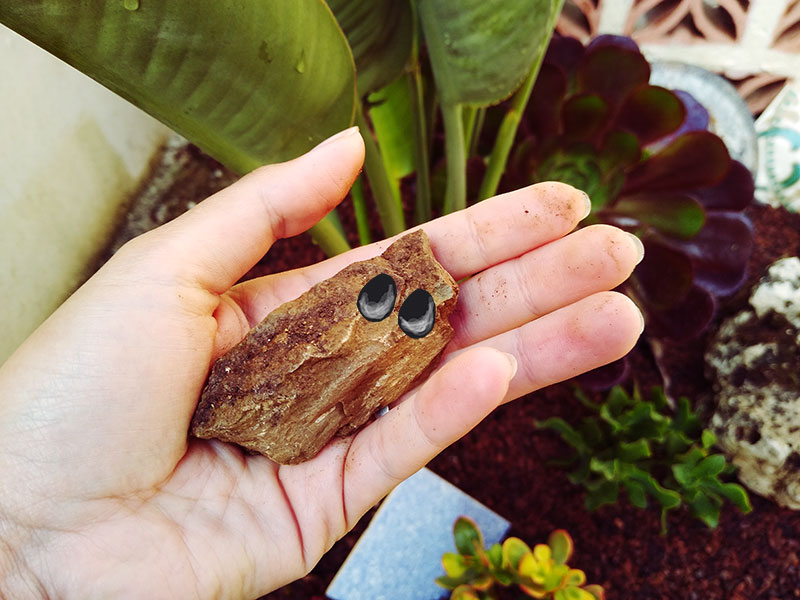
[230, 182, 590, 322]
[316, 181, 589, 281]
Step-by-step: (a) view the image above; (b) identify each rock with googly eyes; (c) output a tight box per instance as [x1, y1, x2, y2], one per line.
[190, 230, 459, 464]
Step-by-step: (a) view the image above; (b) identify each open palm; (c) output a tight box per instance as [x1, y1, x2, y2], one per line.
[0, 128, 643, 599]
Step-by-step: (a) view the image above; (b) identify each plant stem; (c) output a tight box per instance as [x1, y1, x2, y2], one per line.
[308, 214, 351, 256]
[355, 102, 406, 237]
[350, 175, 372, 246]
[442, 102, 466, 214]
[407, 67, 431, 225]
[478, 26, 555, 201]
[462, 105, 477, 150]
[468, 107, 486, 157]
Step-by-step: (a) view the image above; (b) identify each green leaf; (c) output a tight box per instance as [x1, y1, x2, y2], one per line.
[710, 482, 753, 513]
[327, 0, 413, 96]
[450, 584, 482, 600]
[536, 418, 586, 452]
[368, 78, 416, 182]
[585, 480, 619, 510]
[547, 530, 574, 565]
[501, 537, 531, 571]
[617, 439, 652, 462]
[0, 0, 356, 172]
[622, 478, 648, 508]
[577, 418, 605, 448]
[613, 193, 706, 239]
[671, 396, 701, 436]
[589, 457, 618, 481]
[701, 429, 717, 449]
[563, 568, 587, 586]
[454, 517, 484, 556]
[606, 386, 632, 416]
[443, 553, 470, 578]
[628, 468, 682, 508]
[486, 543, 504, 571]
[693, 454, 727, 480]
[583, 584, 606, 600]
[688, 491, 722, 528]
[417, 0, 562, 107]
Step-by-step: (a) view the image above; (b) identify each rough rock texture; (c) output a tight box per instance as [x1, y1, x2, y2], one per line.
[191, 230, 458, 464]
[706, 256, 800, 509]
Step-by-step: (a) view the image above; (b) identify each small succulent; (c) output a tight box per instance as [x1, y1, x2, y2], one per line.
[436, 517, 604, 600]
[536, 386, 752, 532]
[506, 34, 754, 373]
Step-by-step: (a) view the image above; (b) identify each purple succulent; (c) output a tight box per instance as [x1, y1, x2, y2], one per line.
[507, 35, 754, 359]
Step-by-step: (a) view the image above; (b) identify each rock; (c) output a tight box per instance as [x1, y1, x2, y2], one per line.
[706, 257, 800, 509]
[190, 230, 458, 464]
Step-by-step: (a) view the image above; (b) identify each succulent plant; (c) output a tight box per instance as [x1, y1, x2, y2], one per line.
[506, 34, 754, 357]
[437, 517, 604, 600]
[536, 386, 752, 532]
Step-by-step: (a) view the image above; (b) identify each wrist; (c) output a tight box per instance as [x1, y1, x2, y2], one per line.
[0, 511, 48, 599]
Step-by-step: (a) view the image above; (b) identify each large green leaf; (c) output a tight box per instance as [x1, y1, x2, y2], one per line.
[368, 77, 416, 182]
[417, 0, 561, 107]
[0, 0, 357, 173]
[326, 0, 413, 96]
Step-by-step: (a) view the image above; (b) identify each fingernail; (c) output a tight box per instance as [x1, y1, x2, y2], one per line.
[637, 306, 646, 334]
[628, 232, 645, 265]
[580, 191, 592, 219]
[314, 126, 360, 151]
[501, 352, 518, 379]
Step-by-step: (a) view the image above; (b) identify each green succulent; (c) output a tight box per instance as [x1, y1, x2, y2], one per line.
[437, 517, 604, 600]
[536, 386, 752, 532]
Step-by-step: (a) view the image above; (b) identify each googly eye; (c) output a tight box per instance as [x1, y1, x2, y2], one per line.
[357, 274, 397, 322]
[398, 289, 435, 338]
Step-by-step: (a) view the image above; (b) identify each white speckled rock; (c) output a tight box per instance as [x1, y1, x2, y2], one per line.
[706, 257, 800, 509]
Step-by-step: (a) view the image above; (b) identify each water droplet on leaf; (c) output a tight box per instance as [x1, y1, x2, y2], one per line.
[295, 50, 306, 74]
[123, 0, 139, 11]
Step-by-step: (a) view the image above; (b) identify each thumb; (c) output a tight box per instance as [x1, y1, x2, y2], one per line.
[135, 126, 364, 294]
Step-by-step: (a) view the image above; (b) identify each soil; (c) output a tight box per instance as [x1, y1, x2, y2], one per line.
[112, 146, 800, 599]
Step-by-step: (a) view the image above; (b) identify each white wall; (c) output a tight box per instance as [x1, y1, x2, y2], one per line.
[0, 25, 171, 364]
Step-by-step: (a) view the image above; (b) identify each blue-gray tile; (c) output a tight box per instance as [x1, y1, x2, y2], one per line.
[326, 467, 510, 600]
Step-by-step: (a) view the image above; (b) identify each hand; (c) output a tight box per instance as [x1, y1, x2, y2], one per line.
[0, 127, 643, 599]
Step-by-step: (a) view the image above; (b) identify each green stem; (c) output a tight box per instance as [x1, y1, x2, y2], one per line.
[442, 102, 466, 214]
[462, 105, 477, 150]
[355, 102, 406, 237]
[477, 27, 554, 201]
[468, 107, 486, 157]
[350, 175, 372, 246]
[308, 213, 351, 256]
[407, 67, 431, 225]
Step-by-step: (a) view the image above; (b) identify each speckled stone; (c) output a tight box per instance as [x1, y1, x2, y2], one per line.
[706, 257, 800, 509]
[326, 468, 510, 600]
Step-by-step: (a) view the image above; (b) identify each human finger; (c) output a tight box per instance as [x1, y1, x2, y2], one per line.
[448, 224, 645, 350]
[451, 291, 643, 403]
[340, 347, 516, 525]
[123, 127, 364, 294]
[228, 181, 590, 327]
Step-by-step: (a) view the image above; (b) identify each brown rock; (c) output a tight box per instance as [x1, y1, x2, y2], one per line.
[190, 230, 458, 464]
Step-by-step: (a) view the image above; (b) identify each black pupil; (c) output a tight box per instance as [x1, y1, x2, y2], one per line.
[357, 274, 397, 322]
[398, 289, 435, 338]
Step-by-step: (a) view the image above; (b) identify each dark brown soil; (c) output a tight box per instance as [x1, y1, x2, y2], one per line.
[112, 148, 800, 599]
